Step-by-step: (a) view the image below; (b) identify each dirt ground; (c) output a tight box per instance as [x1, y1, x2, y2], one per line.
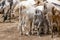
[0, 14, 60, 40]
[0, 21, 60, 40]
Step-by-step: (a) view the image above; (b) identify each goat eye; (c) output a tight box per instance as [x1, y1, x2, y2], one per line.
[35, 10, 37, 13]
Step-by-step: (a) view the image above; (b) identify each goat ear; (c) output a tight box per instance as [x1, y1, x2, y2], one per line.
[23, 6, 26, 9]
[52, 7, 55, 15]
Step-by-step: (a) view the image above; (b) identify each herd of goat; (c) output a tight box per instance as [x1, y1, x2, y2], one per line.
[0, 0, 60, 38]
